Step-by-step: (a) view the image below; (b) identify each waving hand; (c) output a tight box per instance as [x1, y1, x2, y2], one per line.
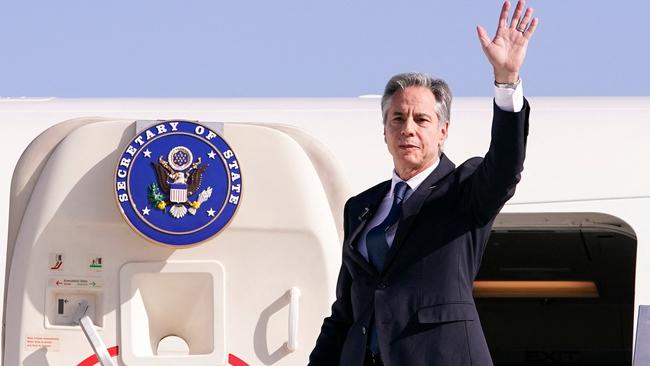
[477, 0, 539, 84]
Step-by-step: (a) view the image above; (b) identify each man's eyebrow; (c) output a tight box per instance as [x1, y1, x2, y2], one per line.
[414, 112, 432, 118]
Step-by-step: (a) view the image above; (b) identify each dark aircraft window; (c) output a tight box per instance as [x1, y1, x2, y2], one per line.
[475, 224, 636, 366]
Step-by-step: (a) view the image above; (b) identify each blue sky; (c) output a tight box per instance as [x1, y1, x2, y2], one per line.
[1, 0, 647, 97]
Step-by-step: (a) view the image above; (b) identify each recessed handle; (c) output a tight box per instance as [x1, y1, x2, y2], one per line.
[286, 287, 301, 352]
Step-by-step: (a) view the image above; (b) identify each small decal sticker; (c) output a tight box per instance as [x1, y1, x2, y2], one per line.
[49, 253, 64, 271]
[25, 335, 60, 352]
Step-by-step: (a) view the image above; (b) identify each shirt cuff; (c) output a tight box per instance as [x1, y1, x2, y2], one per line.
[494, 79, 524, 112]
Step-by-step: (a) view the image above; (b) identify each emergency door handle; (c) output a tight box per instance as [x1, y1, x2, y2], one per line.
[73, 300, 116, 366]
[286, 287, 301, 352]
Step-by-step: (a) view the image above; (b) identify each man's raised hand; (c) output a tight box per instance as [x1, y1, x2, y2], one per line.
[477, 0, 539, 84]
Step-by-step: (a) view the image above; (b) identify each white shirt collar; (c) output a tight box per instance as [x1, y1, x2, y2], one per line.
[389, 158, 440, 198]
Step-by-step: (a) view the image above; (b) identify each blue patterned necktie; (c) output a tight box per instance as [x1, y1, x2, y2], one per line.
[366, 181, 409, 355]
[366, 181, 409, 272]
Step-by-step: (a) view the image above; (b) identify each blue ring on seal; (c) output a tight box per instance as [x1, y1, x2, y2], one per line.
[114, 121, 242, 247]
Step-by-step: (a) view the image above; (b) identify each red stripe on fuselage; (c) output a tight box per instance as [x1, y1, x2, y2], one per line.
[77, 347, 250, 366]
[77, 346, 119, 366]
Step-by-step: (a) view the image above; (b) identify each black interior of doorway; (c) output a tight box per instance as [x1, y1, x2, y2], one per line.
[475, 230, 636, 365]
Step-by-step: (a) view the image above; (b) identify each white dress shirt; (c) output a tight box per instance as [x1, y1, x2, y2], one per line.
[357, 82, 524, 261]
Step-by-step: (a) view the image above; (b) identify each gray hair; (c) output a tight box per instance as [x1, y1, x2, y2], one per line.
[380, 72, 452, 126]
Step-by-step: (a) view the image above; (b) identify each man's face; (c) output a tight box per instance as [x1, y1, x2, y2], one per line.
[384, 86, 448, 180]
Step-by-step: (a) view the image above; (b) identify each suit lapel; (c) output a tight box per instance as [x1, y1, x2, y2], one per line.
[343, 181, 390, 276]
[383, 155, 456, 275]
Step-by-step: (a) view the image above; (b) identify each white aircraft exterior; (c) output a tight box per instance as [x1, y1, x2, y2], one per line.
[1, 96, 648, 365]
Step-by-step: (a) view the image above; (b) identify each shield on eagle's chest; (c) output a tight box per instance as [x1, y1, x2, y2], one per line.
[170, 183, 188, 203]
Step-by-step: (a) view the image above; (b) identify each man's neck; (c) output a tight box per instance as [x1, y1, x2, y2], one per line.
[394, 158, 440, 181]
[392, 158, 440, 192]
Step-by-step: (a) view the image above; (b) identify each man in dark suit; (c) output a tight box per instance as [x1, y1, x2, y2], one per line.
[309, 1, 538, 365]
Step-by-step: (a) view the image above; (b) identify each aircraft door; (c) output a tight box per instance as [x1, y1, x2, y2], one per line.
[4, 119, 345, 365]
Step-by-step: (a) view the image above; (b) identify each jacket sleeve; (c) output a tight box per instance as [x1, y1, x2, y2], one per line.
[308, 263, 354, 365]
[308, 201, 355, 365]
[461, 98, 530, 226]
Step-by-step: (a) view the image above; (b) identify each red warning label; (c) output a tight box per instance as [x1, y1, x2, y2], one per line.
[25, 335, 60, 351]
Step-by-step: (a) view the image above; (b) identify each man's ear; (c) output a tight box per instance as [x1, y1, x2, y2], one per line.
[439, 121, 449, 142]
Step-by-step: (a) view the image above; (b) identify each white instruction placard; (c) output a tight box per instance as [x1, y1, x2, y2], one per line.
[24, 335, 60, 351]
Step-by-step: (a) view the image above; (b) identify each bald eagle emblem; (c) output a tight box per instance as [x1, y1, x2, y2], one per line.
[150, 146, 212, 219]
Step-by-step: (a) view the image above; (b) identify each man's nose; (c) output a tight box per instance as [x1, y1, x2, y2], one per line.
[401, 117, 416, 136]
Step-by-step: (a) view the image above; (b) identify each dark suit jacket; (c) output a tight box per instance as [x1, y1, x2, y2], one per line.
[309, 100, 530, 366]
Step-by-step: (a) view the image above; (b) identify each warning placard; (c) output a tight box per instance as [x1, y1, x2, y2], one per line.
[48, 277, 102, 289]
[25, 335, 60, 351]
